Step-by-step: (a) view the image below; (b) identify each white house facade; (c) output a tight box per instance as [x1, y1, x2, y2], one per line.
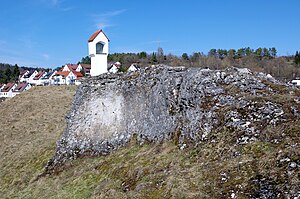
[0, 83, 16, 98]
[31, 71, 46, 85]
[40, 71, 57, 85]
[53, 71, 82, 85]
[26, 70, 38, 84]
[108, 65, 119, 73]
[291, 79, 300, 86]
[12, 82, 31, 97]
[128, 63, 140, 72]
[19, 70, 30, 82]
[88, 30, 110, 76]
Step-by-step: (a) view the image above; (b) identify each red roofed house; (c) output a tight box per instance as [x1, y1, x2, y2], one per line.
[53, 70, 83, 85]
[78, 64, 91, 75]
[40, 71, 57, 85]
[19, 70, 30, 82]
[12, 82, 31, 97]
[73, 71, 84, 85]
[21, 70, 38, 83]
[31, 71, 46, 85]
[88, 30, 110, 76]
[62, 64, 83, 73]
[0, 83, 17, 98]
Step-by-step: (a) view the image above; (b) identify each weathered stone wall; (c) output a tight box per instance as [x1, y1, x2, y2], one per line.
[46, 66, 300, 170]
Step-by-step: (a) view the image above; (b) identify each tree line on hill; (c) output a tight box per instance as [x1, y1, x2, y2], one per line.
[0, 64, 20, 84]
[1, 47, 299, 84]
[79, 47, 300, 81]
[0, 63, 52, 84]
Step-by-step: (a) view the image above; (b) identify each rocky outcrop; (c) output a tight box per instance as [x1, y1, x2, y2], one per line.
[46, 65, 300, 170]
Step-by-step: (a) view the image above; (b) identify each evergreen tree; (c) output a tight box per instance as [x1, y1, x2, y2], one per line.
[138, 51, 147, 59]
[12, 64, 20, 81]
[255, 48, 263, 57]
[80, 56, 91, 64]
[263, 48, 270, 57]
[228, 49, 236, 58]
[208, 49, 217, 57]
[245, 47, 253, 56]
[182, 53, 189, 60]
[4, 68, 12, 83]
[150, 52, 157, 64]
[237, 48, 246, 57]
[270, 47, 277, 58]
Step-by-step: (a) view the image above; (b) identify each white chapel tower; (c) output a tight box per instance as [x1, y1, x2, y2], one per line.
[88, 30, 110, 76]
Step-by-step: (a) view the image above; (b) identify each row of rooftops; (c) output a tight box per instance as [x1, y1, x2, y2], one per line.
[19, 63, 91, 82]
[0, 82, 29, 93]
[3, 62, 139, 93]
[19, 62, 138, 82]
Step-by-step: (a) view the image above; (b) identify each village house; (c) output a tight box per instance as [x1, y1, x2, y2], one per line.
[53, 70, 83, 85]
[22, 70, 38, 84]
[0, 83, 16, 98]
[62, 64, 83, 73]
[108, 61, 121, 73]
[31, 71, 46, 85]
[78, 64, 91, 76]
[291, 79, 300, 86]
[40, 71, 57, 85]
[11, 82, 31, 97]
[128, 63, 140, 72]
[19, 70, 30, 82]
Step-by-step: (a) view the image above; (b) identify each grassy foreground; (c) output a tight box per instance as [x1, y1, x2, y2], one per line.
[0, 86, 76, 198]
[0, 85, 299, 198]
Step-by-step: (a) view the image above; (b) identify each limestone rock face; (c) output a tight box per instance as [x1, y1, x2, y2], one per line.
[46, 66, 299, 170]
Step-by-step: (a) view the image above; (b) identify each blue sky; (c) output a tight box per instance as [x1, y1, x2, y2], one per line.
[0, 0, 299, 68]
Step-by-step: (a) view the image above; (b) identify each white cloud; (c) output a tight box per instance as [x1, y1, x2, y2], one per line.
[97, 9, 127, 18]
[60, 6, 73, 12]
[93, 9, 126, 30]
[96, 21, 115, 29]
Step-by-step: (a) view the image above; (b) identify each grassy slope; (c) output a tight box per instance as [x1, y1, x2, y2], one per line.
[0, 85, 299, 198]
[0, 86, 77, 197]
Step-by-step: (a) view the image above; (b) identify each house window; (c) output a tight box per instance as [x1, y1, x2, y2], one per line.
[96, 42, 104, 54]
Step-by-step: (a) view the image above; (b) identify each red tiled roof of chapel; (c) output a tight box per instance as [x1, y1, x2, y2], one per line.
[88, 30, 110, 42]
